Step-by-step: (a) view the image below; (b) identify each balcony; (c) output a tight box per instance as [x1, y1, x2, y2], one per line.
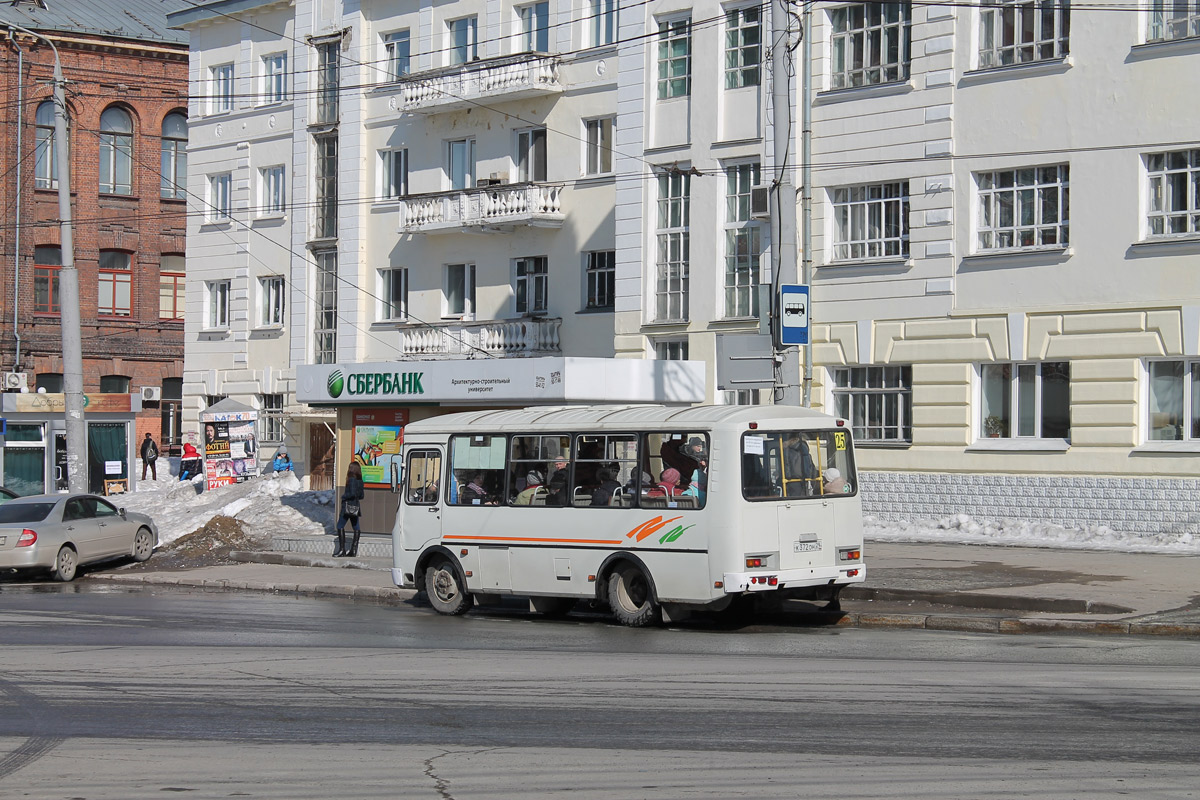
[399, 183, 564, 234]
[392, 54, 562, 113]
[400, 318, 561, 357]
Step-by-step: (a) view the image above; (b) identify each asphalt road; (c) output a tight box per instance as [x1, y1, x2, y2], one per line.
[1, 584, 1199, 799]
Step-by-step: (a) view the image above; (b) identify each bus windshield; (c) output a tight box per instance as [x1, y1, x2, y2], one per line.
[741, 428, 856, 500]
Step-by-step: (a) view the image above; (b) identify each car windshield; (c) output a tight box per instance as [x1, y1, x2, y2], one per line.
[0, 502, 57, 524]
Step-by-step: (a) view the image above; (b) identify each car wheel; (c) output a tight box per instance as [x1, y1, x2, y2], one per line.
[424, 557, 473, 616]
[52, 545, 78, 582]
[607, 564, 659, 627]
[132, 528, 154, 562]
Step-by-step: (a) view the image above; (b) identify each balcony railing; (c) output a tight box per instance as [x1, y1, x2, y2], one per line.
[400, 318, 561, 357]
[399, 183, 564, 234]
[394, 54, 562, 113]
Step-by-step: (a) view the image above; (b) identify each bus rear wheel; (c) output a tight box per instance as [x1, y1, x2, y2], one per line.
[608, 565, 659, 627]
[425, 557, 473, 616]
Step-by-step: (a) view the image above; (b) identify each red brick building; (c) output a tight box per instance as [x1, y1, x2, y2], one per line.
[0, 1, 190, 486]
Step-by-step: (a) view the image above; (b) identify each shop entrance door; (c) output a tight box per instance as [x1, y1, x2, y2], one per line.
[55, 433, 69, 491]
[87, 422, 128, 494]
[309, 423, 335, 491]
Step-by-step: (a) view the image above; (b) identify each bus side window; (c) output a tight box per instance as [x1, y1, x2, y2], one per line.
[405, 450, 441, 505]
[449, 434, 506, 505]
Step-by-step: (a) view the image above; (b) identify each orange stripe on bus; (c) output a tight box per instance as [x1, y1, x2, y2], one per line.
[626, 516, 683, 542]
[443, 535, 624, 545]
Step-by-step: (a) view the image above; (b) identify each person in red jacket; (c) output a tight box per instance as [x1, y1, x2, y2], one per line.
[646, 467, 682, 498]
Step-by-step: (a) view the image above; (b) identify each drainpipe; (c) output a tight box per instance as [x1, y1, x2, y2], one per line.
[9, 29, 24, 372]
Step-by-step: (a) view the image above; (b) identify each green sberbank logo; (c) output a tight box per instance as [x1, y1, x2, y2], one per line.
[327, 369, 424, 398]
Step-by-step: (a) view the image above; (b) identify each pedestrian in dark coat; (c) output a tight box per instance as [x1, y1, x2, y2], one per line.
[140, 433, 160, 481]
[336, 462, 366, 557]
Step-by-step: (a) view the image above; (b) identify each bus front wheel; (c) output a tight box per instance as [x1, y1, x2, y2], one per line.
[425, 557, 474, 616]
[607, 565, 659, 627]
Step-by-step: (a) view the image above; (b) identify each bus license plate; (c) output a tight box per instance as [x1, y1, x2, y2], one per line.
[794, 541, 821, 553]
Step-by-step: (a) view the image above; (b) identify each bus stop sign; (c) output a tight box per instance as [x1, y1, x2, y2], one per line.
[779, 284, 809, 346]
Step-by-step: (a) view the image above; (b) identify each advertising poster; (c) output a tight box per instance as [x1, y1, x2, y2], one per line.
[352, 408, 408, 487]
[202, 408, 260, 490]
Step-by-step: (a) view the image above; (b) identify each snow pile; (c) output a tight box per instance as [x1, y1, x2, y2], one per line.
[865, 513, 1200, 555]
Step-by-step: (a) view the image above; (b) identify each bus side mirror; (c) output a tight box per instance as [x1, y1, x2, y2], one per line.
[391, 462, 401, 493]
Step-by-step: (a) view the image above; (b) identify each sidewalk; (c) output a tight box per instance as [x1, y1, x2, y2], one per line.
[90, 539, 1200, 638]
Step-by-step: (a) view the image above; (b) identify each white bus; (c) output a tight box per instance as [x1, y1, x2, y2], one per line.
[391, 405, 864, 626]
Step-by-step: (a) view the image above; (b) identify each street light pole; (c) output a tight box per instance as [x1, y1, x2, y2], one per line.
[771, 0, 801, 406]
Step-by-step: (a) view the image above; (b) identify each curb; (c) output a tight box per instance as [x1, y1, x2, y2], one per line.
[98, 572, 418, 603]
[841, 586, 1134, 615]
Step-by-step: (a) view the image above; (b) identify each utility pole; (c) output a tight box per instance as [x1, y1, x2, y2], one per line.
[800, 0, 813, 407]
[771, 0, 802, 406]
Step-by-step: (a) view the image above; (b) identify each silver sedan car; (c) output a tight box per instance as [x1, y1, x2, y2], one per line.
[0, 494, 158, 581]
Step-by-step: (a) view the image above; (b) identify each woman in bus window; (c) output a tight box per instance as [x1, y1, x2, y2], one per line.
[646, 468, 682, 498]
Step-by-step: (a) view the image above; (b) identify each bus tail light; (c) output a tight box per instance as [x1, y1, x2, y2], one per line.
[768, 576, 778, 586]
[750, 576, 778, 586]
[846, 569, 859, 577]
[746, 557, 762, 568]
[838, 547, 861, 562]
[17, 530, 37, 547]
[714, 581, 723, 589]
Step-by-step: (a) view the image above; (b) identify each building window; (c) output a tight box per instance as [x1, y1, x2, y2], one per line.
[980, 0, 1069, 69]
[1146, 149, 1200, 237]
[262, 52, 288, 103]
[517, 128, 547, 182]
[1147, 360, 1200, 441]
[160, 254, 185, 320]
[591, 0, 617, 47]
[100, 375, 130, 394]
[206, 280, 230, 329]
[1148, 0, 1200, 42]
[832, 182, 910, 260]
[656, 340, 689, 360]
[379, 148, 408, 200]
[585, 250, 615, 310]
[34, 101, 58, 189]
[34, 245, 61, 314]
[314, 133, 338, 239]
[315, 40, 339, 124]
[832, 366, 913, 442]
[725, 162, 762, 318]
[98, 251, 132, 317]
[210, 63, 234, 113]
[260, 165, 286, 215]
[160, 111, 187, 199]
[655, 170, 690, 322]
[584, 117, 613, 176]
[444, 263, 476, 318]
[830, 3, 911, 89]
[314, 251, 338, 364]
[209, 172, 232, 221]
[977, 165, 1068, 251]
[98, 107, 133, 195]
[519, 2, 550, 52]
[205, 394, 229, 410]
[448, 16, 478, 65]
[379, 267, 409, 321]
[980, 362, 1071, 439]
[260, 275, 285, 327]
[260, 393, 285, 443]
[447, 138, 476, 190]
[725, 6, 762, 88]
[382, 31, 411, 81]
[515, 256, 548, 315]
[724, 389, 761, 405]
[161, 378, 183, 453]
[36, 373, 63, 393]
[657, 18, 691, 99]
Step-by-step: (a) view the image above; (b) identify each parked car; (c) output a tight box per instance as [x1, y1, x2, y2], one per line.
[0, 494, 157, 581]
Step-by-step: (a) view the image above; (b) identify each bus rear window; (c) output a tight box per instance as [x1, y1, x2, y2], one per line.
[741, 429, 855, 501]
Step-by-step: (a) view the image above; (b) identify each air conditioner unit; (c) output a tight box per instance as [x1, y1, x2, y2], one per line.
[750, 185, 771, 219]
[141, 386, 162, 402]
[3, 371, 28, 391]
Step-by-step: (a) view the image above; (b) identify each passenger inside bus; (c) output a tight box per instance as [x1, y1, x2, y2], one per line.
[823, 467, 850, 494]
[590, 467, 622, 506]
[515, 471, 547, 505]
[458, 472, 497, 505]
[782, 432, 820, 497]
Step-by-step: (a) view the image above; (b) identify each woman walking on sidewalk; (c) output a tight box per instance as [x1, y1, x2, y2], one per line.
[335, 462, 365, 557]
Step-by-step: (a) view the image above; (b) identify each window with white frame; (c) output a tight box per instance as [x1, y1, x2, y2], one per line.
[315, 40, 339, 124]
[260, 393, 284, 442]
[98, 251, 132, 317]
[262, 52, 288, 103]
[655, 340, 689, 360]
[657, 18, 691, 99]
[259, 275, 285, 327]
[591, 0, 617, 47]
[519, 2, 550, 52]
[830, 3, 911, 89]
[379, 267, 409, 321]
[313, 251, 337, 364]
[1146, 149, 1200, 237]
[832, 182, 910, 260]
[585, 250, 615, 310]
[98, 107, 133, 195]
[725, 6, 762, 89]
[34, 101, 58, 189]
[160, 112, 187, 199]
[832, 366, 913, 442]
[206, 280, 231, 329]
[210, 63, 234, 114]
[724, 162, 762, 318]
[980, 362, 1071, 439]
[380, 148, 408, 200]
[447, 138, 476, 190]
[448, 16, 478, 65]
[1148, 0, 1200, 42]
[1146, 360, 1200, 441]
[979, 0, 1069, 68]
[515, 256, 549, 314]
[383, 30, 411, 80]
[444, 263, 476, 318]
[260, 165, 286, 215]
[159, 254, 185, 321]
[724, 389, 761, 405]
[584, 117, 613, 175]
[314, 133, 338, 239]
[517, 128, 547, 182]
[209, 172, 232, 221]
[655, 170, 690, 321]
[976, 165, 1069, 250]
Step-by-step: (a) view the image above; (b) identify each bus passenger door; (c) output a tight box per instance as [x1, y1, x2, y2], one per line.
[402, 447, 444, 552]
